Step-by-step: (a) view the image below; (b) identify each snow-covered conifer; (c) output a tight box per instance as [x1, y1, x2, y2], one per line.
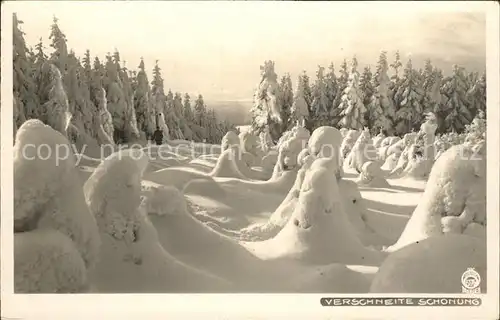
[366, 51, 394, 134]
[310, 66, 331, 127]
[337, 57, 367, 130]
[393, 59, 425, 134]
[440, 65, 474, 133]
[250, 60, 282, 140]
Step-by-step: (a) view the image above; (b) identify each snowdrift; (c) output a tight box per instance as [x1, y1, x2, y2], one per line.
[371, 234, 486, 293]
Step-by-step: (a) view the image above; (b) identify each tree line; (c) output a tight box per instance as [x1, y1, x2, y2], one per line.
[252, 52, 486, 142]
[13, 14, 238, 146]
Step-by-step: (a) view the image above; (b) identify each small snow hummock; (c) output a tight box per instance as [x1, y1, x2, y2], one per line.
[307, 126, 343, 178]
[385, 144, 486, 252]
[355, 161, 390, 188]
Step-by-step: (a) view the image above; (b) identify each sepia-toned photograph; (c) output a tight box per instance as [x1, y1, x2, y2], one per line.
[1, 0, 499, 319]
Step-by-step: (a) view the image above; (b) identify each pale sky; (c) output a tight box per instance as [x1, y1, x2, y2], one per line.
[8, 1, 486, 103]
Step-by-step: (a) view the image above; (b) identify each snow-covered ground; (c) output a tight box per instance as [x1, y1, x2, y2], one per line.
[12, 121, 487, 294]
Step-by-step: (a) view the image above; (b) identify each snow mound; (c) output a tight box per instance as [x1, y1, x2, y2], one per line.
[242, 157, 386, 266]
[221, 131, 240, 152]
[183, 178, 227, 198]
[14, 120, 101, 270]
[346, 128, 379, 173]
[308, 126, 342, 158]
[386, 144, 486, 252]
[371, 234, 486, 293]
[239, 156, 315, 241]
[15, 229, 89, 293]
[141, 183, 189, 216]
[381, 152, 399, 171]
[289, 263, 372, 293]
[210, 146, 248, 180]
[340, 129, 361, 159]
[84, 150, 231, 292]
[261, 151, 279, 174]
[355, 161, 390, 188]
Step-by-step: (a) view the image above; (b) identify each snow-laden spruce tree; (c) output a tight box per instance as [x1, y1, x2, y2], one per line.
[165, 90, 183, 140]
[467, 72, 486, 116]
[13, 13, 38, 124]
[290, 74, 311, 128]
[366, 51, 394, 135]
[134, 58, 155, 137]
[102, 53, 130, 143]
[183, 93, 194, 124]
[393, 59, 425, 135]
[279, 73, 294, 132]
[325, 63, 338, 122]
[192, 94, 207, 141]
[36, 62, 72, 136]
[359, 66, 374, 109]
[48, 16, 69, 77]
[440, 65, 474, 133]
[250, 60, 282, 141]
[310, 66, 331, 127]
[175, 92, 191, 140]
[89, 57, 114, 145]
[332, 59, 349, 125]
[64, 51, 95, 140]
[337, 57, 367, 130]
[389, 50, 403, 107]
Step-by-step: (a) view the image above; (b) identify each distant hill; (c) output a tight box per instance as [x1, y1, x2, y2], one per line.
[205, 99, 253, 126]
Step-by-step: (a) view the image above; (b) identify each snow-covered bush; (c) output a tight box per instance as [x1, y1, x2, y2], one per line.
[84, 149, 149, 245]
[345, 128, 379, 173]
[14, 120, 101, 270]
[355, 161, 390, 188]
[386, 144, 486, 252]
[141, 183, 188, 217]
[340, 129, 360, 159]
[221, 131, 240, 152]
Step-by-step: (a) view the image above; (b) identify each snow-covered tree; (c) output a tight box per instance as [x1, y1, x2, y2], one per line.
[48, 16, 68, 75]
[192, 94, 207, 141]
[290, 74, 311, 128]
[37, 63, 72, 136]
[250, 60, 282, 141]
[279, 73, 294, 132]
[393, 59, 425, 134]
[440, 65, 474, 133]
[359, 66, 374, 109]
[135, 58, 155, 137]
[332, 59, 349, 123]
[310, 66, 331, 128]
[325, 63, 338, 117]
[183, 93, 194, 123]
[13, 13, 38, 124]
[103, 51, 138, 143]
[174, 92, 191, 140]
[366, 51, 394, 134]
[337, 57, 367, 130]
[467, 72, 486, 116]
